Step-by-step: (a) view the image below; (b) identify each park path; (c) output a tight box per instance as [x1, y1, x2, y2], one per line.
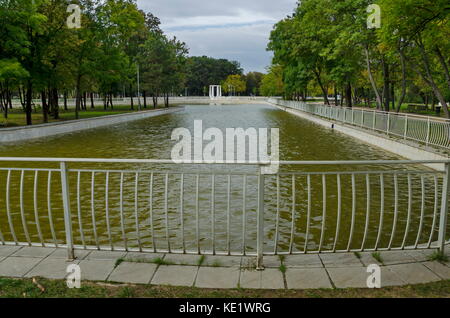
[0, 246, 448, 289]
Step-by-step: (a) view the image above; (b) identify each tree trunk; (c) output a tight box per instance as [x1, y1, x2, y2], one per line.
[90, 92, 94, 109]
[75, 75, 81, 120]
[25, 80, 33, 125]
[313, 69, 330, 105]
[51, 88, 59, 119]
[390, 82, 395, 110]
[63, 91, 68, 111]
[415, 38, 449, 118]
[83, 92, 87, 110]
[143, 90, 147, 108]
[396, 48, 407, 113]
[41, 91, 48, 123]
[153, 94, 158, 108]
[382, 58, 390, 112]
[130, 84, 134, 110]
[435, 46, 450, 91]
[365, 46, 382, 109]
[345, 82, 352, 108]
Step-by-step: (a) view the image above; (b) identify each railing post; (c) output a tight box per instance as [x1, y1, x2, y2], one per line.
[438, 163, 449, 254]
[256, 166, 265, 270]
[372, 110, 376, 130]
[426, 117, 431, 146]
[60, 162, 75, 260]
[387, 112, 390, 135]
[404, 114, 408, 139]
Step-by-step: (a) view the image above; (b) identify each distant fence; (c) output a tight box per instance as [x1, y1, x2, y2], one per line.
[9, 96, 267, 108]
[269, 99, 450, 151]
[0, 158, 448, 269]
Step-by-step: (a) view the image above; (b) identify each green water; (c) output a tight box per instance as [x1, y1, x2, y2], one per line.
[0, 104, 446, 253]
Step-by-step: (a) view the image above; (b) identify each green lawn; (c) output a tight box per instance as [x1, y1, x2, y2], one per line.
[0, 277, 448, 298]
[353, 102, 445, 118]
[0, 104, 172, 128]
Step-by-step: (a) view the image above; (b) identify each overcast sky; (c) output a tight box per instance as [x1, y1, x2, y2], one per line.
[136, 0, 298, 73]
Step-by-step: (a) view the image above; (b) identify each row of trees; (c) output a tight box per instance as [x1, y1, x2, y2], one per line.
[267, 0, 450, 117]
[183, 57, 265, 96]
[221, 72, 265, 96]
[0, 0, 188, 125]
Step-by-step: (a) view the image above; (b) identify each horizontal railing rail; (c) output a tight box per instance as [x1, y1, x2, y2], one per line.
[0, 157, 448, 269]
[269, 98, 450, 151]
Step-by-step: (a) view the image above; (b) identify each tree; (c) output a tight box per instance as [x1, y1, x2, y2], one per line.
[185, 56, 243, 96]
[268, 0, 450, 117]
[260, 65, 284, 97]
[222, 74, 246, 95]
[245, 72, 264, 95]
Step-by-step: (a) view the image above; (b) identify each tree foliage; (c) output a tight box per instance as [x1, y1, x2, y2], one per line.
[268, 0, 450, 116]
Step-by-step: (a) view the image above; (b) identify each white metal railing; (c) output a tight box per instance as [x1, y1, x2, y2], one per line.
[0, 158, 448, 269]
[269, 98, 450, 151]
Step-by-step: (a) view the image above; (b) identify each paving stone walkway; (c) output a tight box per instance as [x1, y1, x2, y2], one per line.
[0, 246, 449, 290]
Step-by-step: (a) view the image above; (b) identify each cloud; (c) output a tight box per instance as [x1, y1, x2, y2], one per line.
[136, 0, 297, 72]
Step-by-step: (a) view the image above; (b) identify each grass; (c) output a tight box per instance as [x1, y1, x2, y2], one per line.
[279, 264, 287, 274]
[429, 251, 449, 263]
[0, 277, 448, 298]
[0, 104, 177, 128]
[353, 102, 446, 118]
[211, 260, 222, 268]
[148, 257, 174, 266]
[197, 255, 206, 266]
[371, 252, 384, 264]
[354, 252, 361, 259]
[114, 258, 125, 268]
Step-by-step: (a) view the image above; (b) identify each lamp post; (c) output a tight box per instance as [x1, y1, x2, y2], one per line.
[137, 63, 141, 111]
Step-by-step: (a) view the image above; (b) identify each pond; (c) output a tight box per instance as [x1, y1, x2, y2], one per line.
[0, 104, 446, 254]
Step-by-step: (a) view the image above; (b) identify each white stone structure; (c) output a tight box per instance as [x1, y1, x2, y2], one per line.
[209, 85, 222, 100]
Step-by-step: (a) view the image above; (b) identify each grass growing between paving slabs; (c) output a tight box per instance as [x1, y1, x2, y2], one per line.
[429, 252, 449, 263]
[0, 277, 449, 298]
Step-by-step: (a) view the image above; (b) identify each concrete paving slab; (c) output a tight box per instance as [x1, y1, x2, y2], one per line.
[0, 257, 42, 278]
[320, 253, 363, 267]
[261, 256, 281, 268]
[423, 261, 450, 280]
[163, 254, 204, 266]
[404, 250, 435, 262]
[239, 269, 285, 289]
[108, 262, 158, 284]
[204, 255, 242, 267]
[377, 251, 417, 265]
[195, 267, 240, 289]
[12, 247, 55, 258]
[78, 259, 116, 281]
[0, 246, 22, 257]
[151, 265, 198, 287]
[285, 268, 332, 289]
[125, 252, 165, 262]
[388, 263, 441, 284]
[327, 267, 404, 288]
[359, 252, 383, 267]
[25, 258, 79, 279]
[85, 250, 127, 261]
[241, 257, 257, 270]
[48, 248, 91, 260]
[284, 255, 322, 268]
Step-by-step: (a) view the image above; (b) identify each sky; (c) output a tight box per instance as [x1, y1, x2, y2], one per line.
[136, 0, 298, 73]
